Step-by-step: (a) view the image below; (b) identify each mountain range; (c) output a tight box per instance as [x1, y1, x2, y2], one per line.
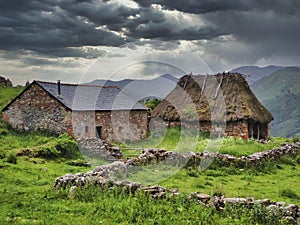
[231, 65, 285, 85]
[86, 74, 179, 100]
[251, 67, 300, 137]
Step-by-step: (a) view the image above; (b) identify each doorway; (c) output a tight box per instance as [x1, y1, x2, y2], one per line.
[96, 126, 102, 139]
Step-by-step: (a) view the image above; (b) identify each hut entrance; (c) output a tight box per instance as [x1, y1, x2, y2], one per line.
[248, 122, 261, 139]
[96, 126, 102, 139]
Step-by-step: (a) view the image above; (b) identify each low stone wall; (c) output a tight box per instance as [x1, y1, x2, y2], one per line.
[54, 170, 300, 224]
[54, 142, 300, 223]
[54, 142, 300, 189]
[77, 138, 123, 160]
[135, 142, 300, 166]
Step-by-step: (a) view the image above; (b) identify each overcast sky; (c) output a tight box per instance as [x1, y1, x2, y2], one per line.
[1, 0, 300, 85]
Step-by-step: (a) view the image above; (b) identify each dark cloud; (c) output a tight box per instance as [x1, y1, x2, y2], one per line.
[0, 0, 127, 57]
[0, 0, 300, 71]
[133, 0, 300, 15]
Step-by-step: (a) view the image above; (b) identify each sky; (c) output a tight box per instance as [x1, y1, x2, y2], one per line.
[1, 0, 300, 85]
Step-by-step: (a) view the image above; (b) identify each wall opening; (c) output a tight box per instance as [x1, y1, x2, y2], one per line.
[248, 122, 260, 139]
[96, 126, 102, 139]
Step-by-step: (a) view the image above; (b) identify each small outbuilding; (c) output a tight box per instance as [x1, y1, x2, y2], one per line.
[151, 73, 273, 139]
[2, 81, 148, 142]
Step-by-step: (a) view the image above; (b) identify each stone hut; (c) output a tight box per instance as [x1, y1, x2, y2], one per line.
[2, 81, 148, 142]
[151, 73, 273, 139]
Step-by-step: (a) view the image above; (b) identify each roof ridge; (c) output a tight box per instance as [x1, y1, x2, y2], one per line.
[34, 80, 120, 89]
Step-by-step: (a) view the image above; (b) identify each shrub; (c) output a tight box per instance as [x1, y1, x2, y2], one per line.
[67, 159, 90, 167]
[279, 155, 296, 166]
[55, 134, 80, 158]
[296, 155, 300, 164]
[186, 170, 199, 177]
[0, 128, 9, 135]
[6, 153, 17, 164]
[280, 189, 300, 199]
[0, 150, 5, 159]
[37, 145, 61, 158]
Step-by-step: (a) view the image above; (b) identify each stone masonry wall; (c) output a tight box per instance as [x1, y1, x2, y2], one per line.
[72, 110, 148, 142]
[2, 83, 72, 134]
[225, 121, 249, 139]
[151, 119, 272, 140]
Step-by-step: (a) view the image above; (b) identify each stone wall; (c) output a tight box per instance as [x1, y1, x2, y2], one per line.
[54, 142, 300, 223]
[77, 138, 123, 160]
[2, 83, 72, 134]
[151, 118, 271, 140]
[107, 110, 148, 142]
[72, 110, 148, 142]
[225, 121, 249, 139]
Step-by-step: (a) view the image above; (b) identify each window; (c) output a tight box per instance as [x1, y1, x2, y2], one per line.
[85, 126, 89, 133]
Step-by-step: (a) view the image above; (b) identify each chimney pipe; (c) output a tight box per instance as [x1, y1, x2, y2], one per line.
[57, 80, 61, 95]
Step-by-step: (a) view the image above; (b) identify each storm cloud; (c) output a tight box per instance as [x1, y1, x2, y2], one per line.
[0, 0, 299, 84]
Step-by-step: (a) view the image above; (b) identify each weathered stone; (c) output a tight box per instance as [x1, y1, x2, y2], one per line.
[223, 197, 248, 205]
[255, 199, 272, 206]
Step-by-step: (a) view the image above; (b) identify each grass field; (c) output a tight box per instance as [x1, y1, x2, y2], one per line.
[120, 127, 294, 158]
[0, 85, 299, 224]
[1, 150, 299, 224]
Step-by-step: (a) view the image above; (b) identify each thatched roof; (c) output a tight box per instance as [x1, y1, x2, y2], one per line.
[152, 73, 273, 124]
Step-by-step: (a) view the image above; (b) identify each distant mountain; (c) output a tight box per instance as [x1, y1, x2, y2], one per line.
[86, 74, 179, 100]
[231, 65, 285, 85]
[251, 67, 300, 137]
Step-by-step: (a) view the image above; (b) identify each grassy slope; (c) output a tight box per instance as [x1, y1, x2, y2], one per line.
[0, 85, 299, 224]
[123, 128, 290, 158]
[251, 67, 300, 100]
[1, 155, 299, 224]
[0, 86, 24, 110]
[251, 67, 300, 137]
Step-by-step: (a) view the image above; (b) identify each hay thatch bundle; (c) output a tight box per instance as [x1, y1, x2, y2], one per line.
[152, 73, 273, 124]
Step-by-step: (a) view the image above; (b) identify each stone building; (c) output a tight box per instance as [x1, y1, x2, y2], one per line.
[152, 73, 273, 139]
[2, 81, 148, 142]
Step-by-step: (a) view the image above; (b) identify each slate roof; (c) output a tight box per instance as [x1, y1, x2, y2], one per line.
[36, 81, 147, 111]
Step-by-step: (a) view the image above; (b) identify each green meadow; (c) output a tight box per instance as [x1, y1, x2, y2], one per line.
[0, 86, 299, 224]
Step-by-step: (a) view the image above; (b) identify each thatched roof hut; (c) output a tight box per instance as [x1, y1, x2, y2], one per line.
[152, 73, 273, 139]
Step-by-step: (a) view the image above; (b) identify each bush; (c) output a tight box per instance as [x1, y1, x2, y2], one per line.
[280, 189, 300, 199]
[0, 150, 5, 159]
[35, 134, 80, 159]
[0, 128, 9, 135]
[186, 170, 199, 177]
[296, 155, 300, 164]
[6, 153, 17, 164]
[55, 134, 80, 158]
[67, 159, 90, 167]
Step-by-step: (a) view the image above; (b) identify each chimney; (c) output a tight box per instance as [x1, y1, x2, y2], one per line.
[57, 80, 61, 95]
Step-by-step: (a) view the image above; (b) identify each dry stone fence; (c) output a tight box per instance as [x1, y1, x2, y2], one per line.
[54, 142, 300, 223]
[77, 138, 123, 161]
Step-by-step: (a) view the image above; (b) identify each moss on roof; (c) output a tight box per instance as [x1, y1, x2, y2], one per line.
[152, 73, 273, 123]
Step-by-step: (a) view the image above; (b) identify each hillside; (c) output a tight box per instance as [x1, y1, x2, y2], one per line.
[251, 67, 300, 137]
[231, 65, 285, 85]
[0, 86, 24, 110]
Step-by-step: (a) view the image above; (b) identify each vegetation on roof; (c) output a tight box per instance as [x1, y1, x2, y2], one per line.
[152, 73, 273, 124]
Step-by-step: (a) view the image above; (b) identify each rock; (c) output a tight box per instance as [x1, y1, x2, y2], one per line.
[69, 186, 77, 198]
[284, 204, 299, 216]
[255, 199, 271, 206]
[223, 198, 247, 205]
